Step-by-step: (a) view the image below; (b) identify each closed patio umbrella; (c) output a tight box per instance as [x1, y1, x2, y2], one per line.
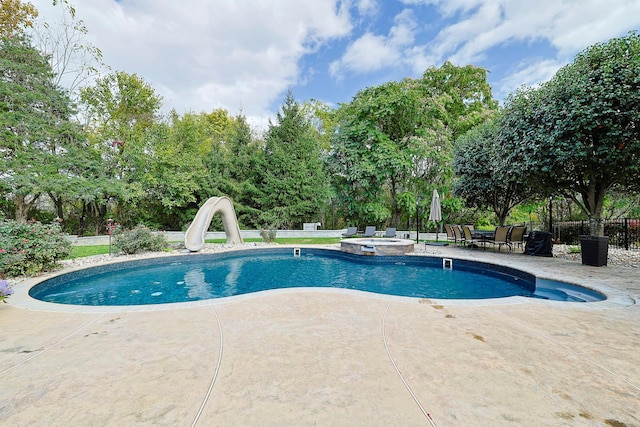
[428, 189, 442, 242]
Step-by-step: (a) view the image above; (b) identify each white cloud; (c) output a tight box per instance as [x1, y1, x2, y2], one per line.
[329, 33, 398, 76]
[32, 0, 353, 122]
[494, 58, 565, 101]
[356, 0, 379, 17]
[429, 1, 505, 64]
[400, 0, 484, 17]
[398, 0, 640, 99]
[329, 8, 417, 78]
[542, 0, 640, 54]
[404, 0, 640, 67]
[29, 0, 640, 122]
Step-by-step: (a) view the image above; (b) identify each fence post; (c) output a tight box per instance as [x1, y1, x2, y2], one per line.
[548, 198, 553, 233]
[624, 218, 629, 250]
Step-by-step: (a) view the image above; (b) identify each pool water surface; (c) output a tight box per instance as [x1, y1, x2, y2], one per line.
[29, 248, 605, 306]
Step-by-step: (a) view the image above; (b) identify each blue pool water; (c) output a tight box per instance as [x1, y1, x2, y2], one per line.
[29, 248, 605, 306]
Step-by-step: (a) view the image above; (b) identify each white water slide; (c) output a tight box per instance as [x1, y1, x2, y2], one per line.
[184, 196, 243, 251]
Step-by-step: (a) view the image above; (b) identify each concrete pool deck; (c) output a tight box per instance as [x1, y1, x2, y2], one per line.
[1, 244, 639, 426]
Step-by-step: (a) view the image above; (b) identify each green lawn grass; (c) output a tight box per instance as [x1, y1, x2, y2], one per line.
[67, 245, 111, 259]
[68, 238, 343, 259]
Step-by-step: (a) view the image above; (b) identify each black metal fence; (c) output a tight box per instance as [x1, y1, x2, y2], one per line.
[553, 218, 640, 250]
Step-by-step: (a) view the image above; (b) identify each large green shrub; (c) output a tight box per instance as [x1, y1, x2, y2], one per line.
[0, 220, 72, 277]
[112, 224, 168, 255]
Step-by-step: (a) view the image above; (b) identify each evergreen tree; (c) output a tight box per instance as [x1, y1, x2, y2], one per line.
[0, 36, 88, 222]
[256, 91, 329, 229]
[227, 114, 262, 228]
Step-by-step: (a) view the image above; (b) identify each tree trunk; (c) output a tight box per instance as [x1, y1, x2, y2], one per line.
[587, 190, 606, 237]
[79, 201, 88, 236]
[495, 199, 509, 226]
[584, 182, 607, 236]
[95, 202, 107, 236]
[15, 196, 29, 223]
[14, 194, 40, 223]
[589, 216, 605, 237]
[48, 192, 64, 220]
[389, 178, 399, 227]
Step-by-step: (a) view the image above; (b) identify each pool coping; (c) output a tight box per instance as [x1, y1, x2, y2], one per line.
[8, 244, 635, 313]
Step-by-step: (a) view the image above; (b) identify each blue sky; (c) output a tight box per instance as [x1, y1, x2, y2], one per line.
[31, 0, 640, 130]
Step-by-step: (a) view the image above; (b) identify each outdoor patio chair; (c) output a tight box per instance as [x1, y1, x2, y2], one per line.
[383, 227, 396, 238]
[488, 226, 511, 252]
[342, 227, 358, 237]
[361, 226, 376, 238]
[462, 225, 481, 249]
[444, 224, 456, 244]
[451, 225, 465, 246]
[508, 226, 527, 252]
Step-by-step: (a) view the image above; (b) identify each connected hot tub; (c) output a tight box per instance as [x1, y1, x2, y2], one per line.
[340, 238, 416, 256]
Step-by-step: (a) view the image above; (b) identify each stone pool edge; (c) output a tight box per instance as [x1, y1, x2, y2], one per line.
[8, 244, 635, 313]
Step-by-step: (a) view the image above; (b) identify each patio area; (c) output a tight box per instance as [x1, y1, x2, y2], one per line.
[1, 244, 639, 426]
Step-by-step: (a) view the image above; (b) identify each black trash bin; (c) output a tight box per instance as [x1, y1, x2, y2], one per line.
[525, 231, 553, 257]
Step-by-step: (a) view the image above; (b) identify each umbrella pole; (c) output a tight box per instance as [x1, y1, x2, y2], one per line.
[415, 200, 419, 244]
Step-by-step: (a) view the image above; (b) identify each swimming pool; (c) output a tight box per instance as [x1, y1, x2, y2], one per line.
[29, 248, 605, 306]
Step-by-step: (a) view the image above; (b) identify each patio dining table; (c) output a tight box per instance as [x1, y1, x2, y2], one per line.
[472, 229, 495, 241]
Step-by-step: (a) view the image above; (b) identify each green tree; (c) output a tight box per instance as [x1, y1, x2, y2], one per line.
[135, 116, 204, 229]
[301, 98, 337, 151]
[225, 113, 262, 228]
[0, 36, 87, 223]
[453, 118, 536, 225]
[500, 32, 640, 236]
[256, 91, 329, 229]
[420, 61, 498, 138]
[329, 80, 429, 226]
[328, 63, 497, 228]
[80, 71, 162, 228]
[197, 108, 237, 202]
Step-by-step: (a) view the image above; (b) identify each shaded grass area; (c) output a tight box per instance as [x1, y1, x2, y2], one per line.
[67, 238, 342, 259]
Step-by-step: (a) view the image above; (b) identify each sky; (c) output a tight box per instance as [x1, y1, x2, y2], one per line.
[31, 0, 640, 130]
